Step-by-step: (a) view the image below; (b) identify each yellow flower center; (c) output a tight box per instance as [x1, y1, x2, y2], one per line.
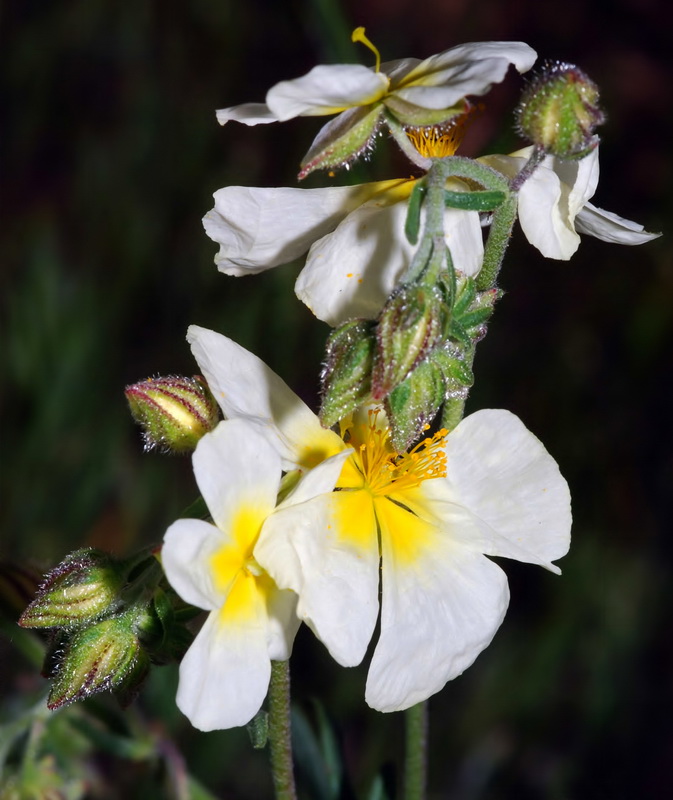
[352, 26, 381, 73]
[339, 410, 448, 497]
[405, 103, 481, 159]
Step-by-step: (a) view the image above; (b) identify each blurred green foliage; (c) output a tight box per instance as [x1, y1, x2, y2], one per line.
[2, 0, 672, 797]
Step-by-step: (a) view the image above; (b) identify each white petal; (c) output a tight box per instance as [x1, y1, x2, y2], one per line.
[575, 202, 662, 245]
[255, 491, 380, 667]
[266, 64, 389, 120]
[191, 419, 281, 532]
[215, 103, 279, 126]
[187, 326, 343, 470]
[423, 409, 571, 572]
[366, 528, 509, 712]
[393, 42, 537, 108]
[296, 198, 482, 325]
[265, 588, 301, 662]
[176, 609, 271, 730]
[203, 185, 372, 275]
[162, 518, 225, 610]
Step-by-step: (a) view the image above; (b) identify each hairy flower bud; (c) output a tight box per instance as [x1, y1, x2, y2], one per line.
[125, 375, 219, 454]
[46, 610, 148, 710]
[515, 61, 605, 158]
[320, 320, 376, 429]
[19, 548, 124, 630]
[372, 285, 445, 402]
[386, 360, 445, 452]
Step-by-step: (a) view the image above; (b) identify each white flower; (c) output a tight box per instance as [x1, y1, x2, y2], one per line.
[481, 146, 661, 259]
[161, 417, 344, 731]
[187, 326, 572, 713]
[216, 37, 536, 177]
[203, 177, 483, 326]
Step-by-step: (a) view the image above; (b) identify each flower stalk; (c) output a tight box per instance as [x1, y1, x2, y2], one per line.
[268, 660, 297, 800]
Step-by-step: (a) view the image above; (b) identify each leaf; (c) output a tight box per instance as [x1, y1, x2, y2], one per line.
[404, 182, 426, 245]
[444, 189, 506, 211]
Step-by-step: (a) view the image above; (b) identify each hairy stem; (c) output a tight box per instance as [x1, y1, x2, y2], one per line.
[404, 701, 429, 800]
[268, 660, 297, 800]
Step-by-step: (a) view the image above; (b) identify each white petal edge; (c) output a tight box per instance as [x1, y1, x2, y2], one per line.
[422, 409, 571, 572]
[255, 491, 380, 667]
[366, 533, 509, 712]
[575, 202, 662, 245]
[191, 419, 281, 532]
[187, 326, 344, 470]
[266, 64, 389, 120]
[203, 184, 375, 275]
[215, 102, 279, 126]
[162, 518, 226, 611]
[176, 609, 271, 731]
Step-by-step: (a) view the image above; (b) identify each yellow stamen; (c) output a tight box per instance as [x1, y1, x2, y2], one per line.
[342, 410, 447, 497]
[406, 103, 482, 158]
[352, 26, 381, 73]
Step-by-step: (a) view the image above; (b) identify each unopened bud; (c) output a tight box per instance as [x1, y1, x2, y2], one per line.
[320, 320, 376, 428]
[372, 285, 444, 402]
[386, 360, 445, 452]
[125, 375, 219, 454]
[19, 549, 124, 630]
[47, 610, 148, 710]
[515, 62, 605, 158]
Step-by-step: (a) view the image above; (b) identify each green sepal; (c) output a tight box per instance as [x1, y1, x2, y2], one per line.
[299, 105, 383, 180]
[247, 708, 269, 750]
[386, 360, 445, 452]
[430, 349, 474, 387]
[385, 96, 465, 128]
[444, 189, 506, 211]
[405, 182, 426, 245]
[320, 319, 376, 429]
[452, 276, 477, 317]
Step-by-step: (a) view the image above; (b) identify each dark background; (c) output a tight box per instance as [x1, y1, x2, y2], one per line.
[2, 0, 671, 797]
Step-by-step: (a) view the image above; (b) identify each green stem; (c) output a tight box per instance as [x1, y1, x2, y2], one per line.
[268, 660, 297, 800]
[476, 191, 518, 291]
[404, 701, 429, 800]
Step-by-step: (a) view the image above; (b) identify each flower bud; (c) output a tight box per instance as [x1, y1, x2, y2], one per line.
[46, 610, 148, 710]
[19, 548, 124, 630]
[386, 360, 445, 452]
[125, 375, 220, 454]
[320, 320, 376, 429]
[372, 285, 445, 402]
[515, 62, 605, 158]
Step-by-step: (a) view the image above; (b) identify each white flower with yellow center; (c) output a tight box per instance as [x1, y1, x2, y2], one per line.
[216, 31, 536, 178]
[188, 326, 572, 712]
[481, 146, 661, 259]
[161, 417, 345, 731]
[203, 109, 484, 327]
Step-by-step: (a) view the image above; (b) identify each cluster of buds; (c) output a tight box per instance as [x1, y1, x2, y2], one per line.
[321, 275, 499, 451]
[19, 549, 195, 709]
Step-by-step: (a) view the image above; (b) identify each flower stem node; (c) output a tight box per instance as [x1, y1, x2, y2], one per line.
[19, 548, 125, 630]
[320, 319, 376, 429]
[515, 61, 605, 159]
[373, 284, 445, 402]
[125, 375, 220, 454]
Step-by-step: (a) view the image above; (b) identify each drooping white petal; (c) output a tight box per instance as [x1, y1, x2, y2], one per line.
[296, 196, 482, 325]
[266, 64, 389, 120]
[162, 518, 226, 611]
[255, 490, 380, 667]
[419, 409, 571, 572]
[393, 42, 537, 108]
[366, 522, 509, 712]
[203, 184, 375, 275]
[176, 608, 271, 731]
[187, 326, 344, 470]
[575, 202, 662, 245]
[215, 103, 279, 127]
[191, 419, 281, 533]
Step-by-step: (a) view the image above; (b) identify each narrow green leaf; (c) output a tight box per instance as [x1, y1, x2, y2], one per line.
[444, 189, 506, 211]
[404, 182, 426, 245]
